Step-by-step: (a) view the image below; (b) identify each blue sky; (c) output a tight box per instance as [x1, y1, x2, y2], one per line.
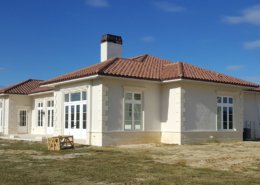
[1, 0, 260, 87]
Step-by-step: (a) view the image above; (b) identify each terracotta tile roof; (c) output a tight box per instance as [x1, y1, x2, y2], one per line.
[162, 62, 258, 87]
[41, 57, 118, 85]
[41, 54, 258, 88]
[0, 79, 53, 95]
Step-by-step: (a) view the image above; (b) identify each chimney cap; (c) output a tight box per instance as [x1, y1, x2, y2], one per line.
[101, 34, 122, 45]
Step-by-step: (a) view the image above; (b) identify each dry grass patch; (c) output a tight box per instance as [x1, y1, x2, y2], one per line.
[0, 139, 260, 185]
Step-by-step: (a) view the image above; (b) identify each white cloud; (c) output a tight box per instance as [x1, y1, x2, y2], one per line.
[153, 1, 185, 13]
[140, 36, 155, 43]
[226, 65, 244, 72]
[223, 5, 260, 25]
[85, 0, 109, 8]
[244, 39, 260, 49]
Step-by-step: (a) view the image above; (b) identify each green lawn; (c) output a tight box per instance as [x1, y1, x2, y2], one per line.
[0, 139, 260, 185]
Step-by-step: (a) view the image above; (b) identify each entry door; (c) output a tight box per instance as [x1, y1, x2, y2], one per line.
[0, 106, 3, 133]
[18, 110, 28, 133]
[47, 109, 54, 134]
[64, 104, 87, 139]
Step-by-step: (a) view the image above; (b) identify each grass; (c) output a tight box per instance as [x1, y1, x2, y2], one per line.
[0, 139, 260, 185]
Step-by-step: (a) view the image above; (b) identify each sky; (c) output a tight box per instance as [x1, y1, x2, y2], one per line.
[0, 0, 260, 87]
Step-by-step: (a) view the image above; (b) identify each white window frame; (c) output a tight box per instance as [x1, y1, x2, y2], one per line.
[64, 91, 87, 130]
[124, 91, 143, 131]
[37, 102, 44, 127]
[217, 96, 234, 131]
[0, 101, 3, 127]
[19, 110, 27, 127]
[47, 100, 54, 128]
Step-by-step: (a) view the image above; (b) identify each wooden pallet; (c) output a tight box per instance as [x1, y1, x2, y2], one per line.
[47, 135, 74, 151]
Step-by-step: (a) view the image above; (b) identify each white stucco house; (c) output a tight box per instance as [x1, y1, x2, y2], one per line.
[0, 34, 260, 146]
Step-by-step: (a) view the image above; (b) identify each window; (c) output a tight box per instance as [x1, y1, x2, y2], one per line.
[37, 102, 43, 127]
[64, 91, 87, 130]
[71, 92, 81, 102]
[82, 91, 87, 100]
[83, 104, 87, 129]
[217, 96, 233, 130]
[19, 110, 27, 126]
[124, 92, 142, 130]
[65, 106, 69, 129]
[47, 101, 54, 127]
[65, 91, 87, 102]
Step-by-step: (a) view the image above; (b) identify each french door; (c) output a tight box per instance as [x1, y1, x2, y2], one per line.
[0, 105, 3, 133]
[64, 103, 87, 139]
[47, 109, 54, 134]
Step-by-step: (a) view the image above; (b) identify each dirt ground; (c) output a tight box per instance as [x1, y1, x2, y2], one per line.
[119, 142, 260, 172]
[1, 139, 260, 185]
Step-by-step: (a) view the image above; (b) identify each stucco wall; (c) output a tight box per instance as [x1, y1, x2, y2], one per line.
[160, 82, 183, 144]
[103, 78, 161, 132]
[244, 92, 260, 139]
[100, 78, 161, 145]
[8, 95, 32, 134]
[182, 81, 244, 144]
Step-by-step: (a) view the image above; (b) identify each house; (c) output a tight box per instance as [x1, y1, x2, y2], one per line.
[0, 34, 260, 146]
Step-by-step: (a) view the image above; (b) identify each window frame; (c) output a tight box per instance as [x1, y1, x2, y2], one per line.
[19, 110, 27, 127]
[47, 100, 54, 128]
[64, 91, 87, 130]
[64, 91, 87, 103]
[217, 96, 234, 131]
[37, 102, 44, 127]
[0, 101, 3, 127]
[123, 91, 143, 131]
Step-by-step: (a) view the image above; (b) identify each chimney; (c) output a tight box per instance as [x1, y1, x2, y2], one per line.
[101, 34, 122, 62]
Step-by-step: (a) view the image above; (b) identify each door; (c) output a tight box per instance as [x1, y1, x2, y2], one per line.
[47, 109, 54, 134]
[18, 110, 28, 133]
[64, 103, 87, 139]
[0, 102, 3, 133]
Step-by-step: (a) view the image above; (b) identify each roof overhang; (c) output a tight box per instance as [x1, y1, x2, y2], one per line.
[41, 75, 99, 87]
[99, 75, 161, 84]
[40, 73, 258, 90]
[0, 93, 28, 96]
[162, 78, 258, 89]
[0, 93, 8, 97]
[28, 91, 54, 96]
[243, 90, 260, 94]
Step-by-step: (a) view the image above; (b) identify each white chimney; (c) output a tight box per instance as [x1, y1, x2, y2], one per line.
[101, 34, 122, 62]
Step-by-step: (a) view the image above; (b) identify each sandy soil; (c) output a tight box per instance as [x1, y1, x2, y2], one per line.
[119, 142, 260, 172]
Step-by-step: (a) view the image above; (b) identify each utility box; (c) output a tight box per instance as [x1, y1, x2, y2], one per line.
[47, 136, 74, 151]
[243, 128, 251, 141]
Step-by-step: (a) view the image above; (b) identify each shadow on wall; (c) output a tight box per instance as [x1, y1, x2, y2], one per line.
[161, 86, 169, 124]
[184, 89, 216, 131]
[244, 121, 260, 140]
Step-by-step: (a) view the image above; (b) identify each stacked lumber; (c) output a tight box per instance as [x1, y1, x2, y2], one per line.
[47, 135, 74, 151]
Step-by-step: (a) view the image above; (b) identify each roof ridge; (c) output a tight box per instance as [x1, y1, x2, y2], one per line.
[129, 54, 149, 62]
[98, 57, 119, 74]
